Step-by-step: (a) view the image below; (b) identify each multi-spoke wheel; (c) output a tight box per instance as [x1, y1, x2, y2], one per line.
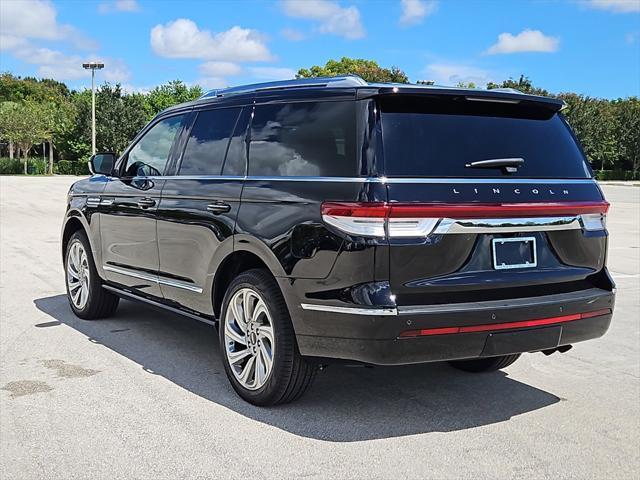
[224, 288, 275, 390]
[219, 269, 317, 405]
[64, 231, 119, 319]
[66, 240, 90, 310]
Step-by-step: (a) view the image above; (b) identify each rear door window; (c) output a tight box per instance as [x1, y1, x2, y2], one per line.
[179, 107, 241, 176]
[380, 96, 591, 178]
[248, 101, 357, 177]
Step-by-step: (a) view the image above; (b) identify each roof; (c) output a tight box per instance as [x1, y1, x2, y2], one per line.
[160, 75, 564, 116]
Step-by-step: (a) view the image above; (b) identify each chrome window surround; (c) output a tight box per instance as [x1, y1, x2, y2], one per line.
[103, 265, 203, 293]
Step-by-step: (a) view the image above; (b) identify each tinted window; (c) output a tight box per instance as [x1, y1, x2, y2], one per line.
[179, 107, 241, 176]
[248, 101, 356, 177]
[124, 115, 185, 177]
[380, 96, 591, 178]
[222, 107, 250, 176]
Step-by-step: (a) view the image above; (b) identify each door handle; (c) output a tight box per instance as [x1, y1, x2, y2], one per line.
[207, 202, 231, 214]
[137, 198, 156, 209]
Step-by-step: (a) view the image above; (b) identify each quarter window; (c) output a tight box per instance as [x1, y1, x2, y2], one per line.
[179, 107, 241, 176]
[124, 115, 185, 177]
[248, 102, 357, 177]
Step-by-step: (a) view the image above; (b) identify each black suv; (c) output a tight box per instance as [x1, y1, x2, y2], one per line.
[62, 76, 615, 405]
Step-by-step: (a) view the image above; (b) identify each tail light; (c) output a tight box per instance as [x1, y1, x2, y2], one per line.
[321, 201, 609, 238]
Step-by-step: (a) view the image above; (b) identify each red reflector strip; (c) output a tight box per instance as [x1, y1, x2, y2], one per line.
[399, 308, 611, 338]
[321, 201, 609, 219]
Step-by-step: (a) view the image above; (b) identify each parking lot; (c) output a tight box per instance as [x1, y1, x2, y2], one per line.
[0, 176, 638, 480]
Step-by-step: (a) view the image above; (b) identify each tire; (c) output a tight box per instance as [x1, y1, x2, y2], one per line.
[219, 268, 316, 406]
[65, 230, 119, 320]
[448, 354, 521, 373]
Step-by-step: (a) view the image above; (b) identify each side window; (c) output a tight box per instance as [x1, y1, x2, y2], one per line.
[248, 101, 357, 177]
[222, 107, 250, 176]
[124, 115, 185, 177]
[179, 107, 241, 176]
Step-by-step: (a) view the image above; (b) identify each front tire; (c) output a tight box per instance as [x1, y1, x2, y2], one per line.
[219, 269, 316, 406]
[65, 231, 119, 319]
[448, 354, 521, 373]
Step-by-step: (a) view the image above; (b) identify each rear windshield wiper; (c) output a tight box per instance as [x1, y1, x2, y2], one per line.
[465, 158, 524, 173]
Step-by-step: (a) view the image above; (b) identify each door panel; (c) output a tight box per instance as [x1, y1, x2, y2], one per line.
[157, 179, 242, 314]
[100, 177, 165, 297]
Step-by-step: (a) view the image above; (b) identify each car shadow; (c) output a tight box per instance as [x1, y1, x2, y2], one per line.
[34, 294, 560, 442]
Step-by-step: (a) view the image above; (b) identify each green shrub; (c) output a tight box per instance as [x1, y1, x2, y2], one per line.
[595, 170, 640, 181]
[0, 158, 23, 174]
[55, 159, 89, 176]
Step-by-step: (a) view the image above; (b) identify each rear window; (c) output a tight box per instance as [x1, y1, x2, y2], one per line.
[380, 96, 591, 178]
[248, 101, 357, 177]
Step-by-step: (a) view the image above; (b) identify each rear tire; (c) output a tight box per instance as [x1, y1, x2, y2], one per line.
[448, 354, 521, 373]
[65, 230, 119, 320]
[219, 268, 316, 406]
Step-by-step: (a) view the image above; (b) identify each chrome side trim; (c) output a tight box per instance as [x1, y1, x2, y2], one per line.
[143, 175, 597, 185]
[434, 216, 583, 234]
[158, 277, 203, 294]
[103, 265, 157, 282]
[86, 197, 100, 207]
[103, 265, 203, 294]
[300, 303, 398, 316]
[100, 198, 114, 206]
[102, 285, 216, 326]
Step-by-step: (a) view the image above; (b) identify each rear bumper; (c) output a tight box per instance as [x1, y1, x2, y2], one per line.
[296, 288, 615, 365]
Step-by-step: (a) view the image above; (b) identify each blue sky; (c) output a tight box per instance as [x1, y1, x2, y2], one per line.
[0, 0, 638, 98]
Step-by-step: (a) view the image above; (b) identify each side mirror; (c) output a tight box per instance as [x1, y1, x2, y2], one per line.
[89, 152, 116, 176]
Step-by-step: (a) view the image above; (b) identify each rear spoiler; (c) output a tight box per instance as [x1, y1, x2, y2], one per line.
[356, 85, 566, 112]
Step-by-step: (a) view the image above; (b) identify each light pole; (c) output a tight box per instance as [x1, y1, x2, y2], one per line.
[82, 62, 104, 155]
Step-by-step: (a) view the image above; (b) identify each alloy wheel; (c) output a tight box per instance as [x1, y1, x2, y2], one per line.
[224, 288, 275, 390]
[66, 240, 90, 310]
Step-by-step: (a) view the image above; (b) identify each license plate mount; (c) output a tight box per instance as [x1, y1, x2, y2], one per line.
[492, 237, 537, 270]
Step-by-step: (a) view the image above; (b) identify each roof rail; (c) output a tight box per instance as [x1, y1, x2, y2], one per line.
[200, 75, 368, 98]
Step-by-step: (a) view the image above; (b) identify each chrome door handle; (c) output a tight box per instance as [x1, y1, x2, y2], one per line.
[137, 198, 156, 208]
[207, 202, 231, 214]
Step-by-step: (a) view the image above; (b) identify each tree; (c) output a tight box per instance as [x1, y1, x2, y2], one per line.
[143, 80, 202, 119]
[41, 100, 75, 173]
[613, 97, 640, 174]
[297, 57, 409, 83]
[487, 75, 549, 96]
[0, 101, 47, 173]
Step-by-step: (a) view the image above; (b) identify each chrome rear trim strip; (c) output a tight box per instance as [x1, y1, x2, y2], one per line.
[434, 216, 583, 234]
[103, 265, 203, 293]
[300, 303, 398, 316]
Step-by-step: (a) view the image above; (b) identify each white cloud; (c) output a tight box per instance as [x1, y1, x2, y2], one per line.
[626, 31, 639, 43]
[423, 63, 494, 86]
[7, 43, 130, 82]
[196, 76, 229, 90]
[98, 0, 141, 14]
[281, 0, 365, 39]
[486, 29, 559, 54]
[248, 66, 297, 80]
[584, 0, 640, 13]
[199, 61, 243, 77]
[0, 0, 97, 50]
[281, 27, 306, 41]
[151, 19, 272, 61]
[399, 0, 437, 26]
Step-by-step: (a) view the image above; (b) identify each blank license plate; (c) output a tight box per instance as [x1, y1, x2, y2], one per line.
[492, 237, 537, 270]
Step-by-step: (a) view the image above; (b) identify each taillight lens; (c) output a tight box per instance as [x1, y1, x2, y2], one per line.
[321, 201, 609, 238]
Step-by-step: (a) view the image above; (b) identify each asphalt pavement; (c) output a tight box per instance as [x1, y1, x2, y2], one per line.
[1, 176, 638, 480]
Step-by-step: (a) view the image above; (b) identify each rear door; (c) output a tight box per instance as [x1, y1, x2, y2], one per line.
[378, 94, 609, 306]
[100, 113, 186, 298]
[156, 106, 249, 315]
